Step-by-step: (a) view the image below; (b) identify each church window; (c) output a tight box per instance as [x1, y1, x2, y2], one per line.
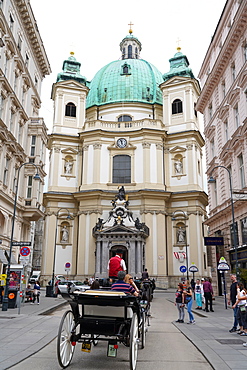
[123, 65, 128, 74]
[122, 47, 125, 59]
[135, 47, 138, 58]
[172, 99, 182, 114]
[65, 102, 76, 117]
[118, 115, 132, 122]
[121, 63, 131, 75]
[113, 155, 131, 183]
[128, 45, 132, 59]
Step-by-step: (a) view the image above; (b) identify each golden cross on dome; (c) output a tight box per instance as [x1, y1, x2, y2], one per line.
[128, 21, 134, 34]
[176, 37, 181, 51]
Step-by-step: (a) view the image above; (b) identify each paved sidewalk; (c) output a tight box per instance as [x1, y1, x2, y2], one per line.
[0, 289, 67, 370]
[1, 289, 247, 369]
[165, 290, 247, 370]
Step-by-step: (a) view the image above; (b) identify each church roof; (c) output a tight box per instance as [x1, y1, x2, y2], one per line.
[163, 47, 195, 82]
[56, 52, 87, 85]
[86, 58, 164, 108]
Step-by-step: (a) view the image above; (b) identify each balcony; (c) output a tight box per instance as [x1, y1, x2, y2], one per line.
[83, 118, 164, 132]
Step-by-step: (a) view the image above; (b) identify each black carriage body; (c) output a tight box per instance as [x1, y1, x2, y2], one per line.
[62, 291, 139, 339]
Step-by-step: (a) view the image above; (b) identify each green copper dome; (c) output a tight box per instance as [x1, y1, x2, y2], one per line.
[86, 59, 163, 108]
[163, 48, 195, 82]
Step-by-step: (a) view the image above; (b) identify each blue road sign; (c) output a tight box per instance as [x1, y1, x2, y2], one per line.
[180, 265, 187, 273]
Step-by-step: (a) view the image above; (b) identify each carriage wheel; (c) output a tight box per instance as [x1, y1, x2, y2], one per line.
[140, 311, 147, 349]
[129, 313, 139, 370]
[57, 310, 76, 368]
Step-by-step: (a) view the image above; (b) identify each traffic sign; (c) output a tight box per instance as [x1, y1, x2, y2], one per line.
[65, 262, 71, 272]
[180, 265, 187, 273]
[12, 241, 31, 246]
[217, 262, 230, 271]
[189, 265, 199, 272]
[20, 247, 30, 256]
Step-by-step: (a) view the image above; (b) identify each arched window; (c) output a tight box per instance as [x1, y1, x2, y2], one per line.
[118, 115, 132, 122]
[172, 99, 183, 114]
[128, 45, 132, 59]
[113, 155, 131, 183]
[65, 102, 76, 117]
[123, 65, 129, 74]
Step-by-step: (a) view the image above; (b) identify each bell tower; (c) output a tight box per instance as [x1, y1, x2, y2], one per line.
[51, 52, 89, 135]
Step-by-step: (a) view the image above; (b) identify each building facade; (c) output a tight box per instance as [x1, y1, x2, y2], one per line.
[0, 0, 50, 273]
[43, 29, 208, 288]
[197, 0, 247, 293]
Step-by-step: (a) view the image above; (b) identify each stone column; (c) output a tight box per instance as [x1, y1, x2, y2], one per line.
[82, 145, 89, 185]
[95, 239, 101, 277]
[142, 142, 151, 184]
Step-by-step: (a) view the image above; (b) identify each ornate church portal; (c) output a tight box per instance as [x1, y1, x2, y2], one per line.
[42, 28, 208, 288]
[93, 187, 149, 278]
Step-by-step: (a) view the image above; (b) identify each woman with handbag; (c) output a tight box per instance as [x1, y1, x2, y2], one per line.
[184, 280, 195, 324]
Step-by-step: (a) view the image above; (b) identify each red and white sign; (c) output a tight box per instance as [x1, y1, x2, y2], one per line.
[20, 246, 30, 256]
[65, 262, 71, 271]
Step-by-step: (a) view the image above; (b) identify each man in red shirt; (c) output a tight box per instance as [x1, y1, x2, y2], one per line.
[108, 249, 126, 282]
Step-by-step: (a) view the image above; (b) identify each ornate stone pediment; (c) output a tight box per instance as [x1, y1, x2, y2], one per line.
[218, 104, 229, 120]
[61, 147, 78, 154]
[170, 146, 186, 153]
[227, 87, 240, 106]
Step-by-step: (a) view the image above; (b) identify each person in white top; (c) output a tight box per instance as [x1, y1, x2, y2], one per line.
[195, 279, 203, 310]
[232, 283, 247, 336]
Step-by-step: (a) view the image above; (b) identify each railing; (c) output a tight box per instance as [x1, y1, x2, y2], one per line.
[84, 118, 164, 131]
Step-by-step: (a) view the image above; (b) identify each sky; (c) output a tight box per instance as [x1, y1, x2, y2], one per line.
[30, 0, 227, 131]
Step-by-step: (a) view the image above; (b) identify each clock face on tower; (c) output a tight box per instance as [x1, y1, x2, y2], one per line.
[117, 138, 127, 148]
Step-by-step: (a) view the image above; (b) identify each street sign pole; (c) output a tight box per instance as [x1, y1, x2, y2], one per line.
[217, 257, 230, 310]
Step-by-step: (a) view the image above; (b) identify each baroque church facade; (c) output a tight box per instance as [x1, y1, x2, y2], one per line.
[42, 29, 208, 288]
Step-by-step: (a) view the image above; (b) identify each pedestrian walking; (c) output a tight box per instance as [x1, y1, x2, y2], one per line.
[195, 279, 203, 309]
[175, 283, 185, 323]
[228, 274, 239, 332]
[184, 280, 195, 324]
[32, 281, 41, 304]
[203, 278, 214, 312]
[232, 282, 247, 335]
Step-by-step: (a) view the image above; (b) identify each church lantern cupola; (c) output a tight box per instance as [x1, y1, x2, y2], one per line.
[120, 23, 142, 60]
[163, 47, 195, 82]
[56, 52, 87, 85]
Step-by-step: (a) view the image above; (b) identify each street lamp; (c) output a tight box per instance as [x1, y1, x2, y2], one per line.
[172, 210, 189, 280]
[2, 162, 41, 311]
[208, 165, 239, 278]
[51, 208, 72, 297]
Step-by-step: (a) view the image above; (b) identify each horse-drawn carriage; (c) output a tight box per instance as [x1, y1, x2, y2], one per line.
[57, 289, 150, 370]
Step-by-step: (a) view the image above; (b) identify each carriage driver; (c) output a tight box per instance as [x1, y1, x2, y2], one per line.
[107, 249, 126, 282]
[111, 271, 138, 296]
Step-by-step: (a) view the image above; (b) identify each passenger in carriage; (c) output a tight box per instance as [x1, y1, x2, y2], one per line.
[111, 271, 138, 296]
[125, 274, 140, 293]
[90, 280, 100, 290]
